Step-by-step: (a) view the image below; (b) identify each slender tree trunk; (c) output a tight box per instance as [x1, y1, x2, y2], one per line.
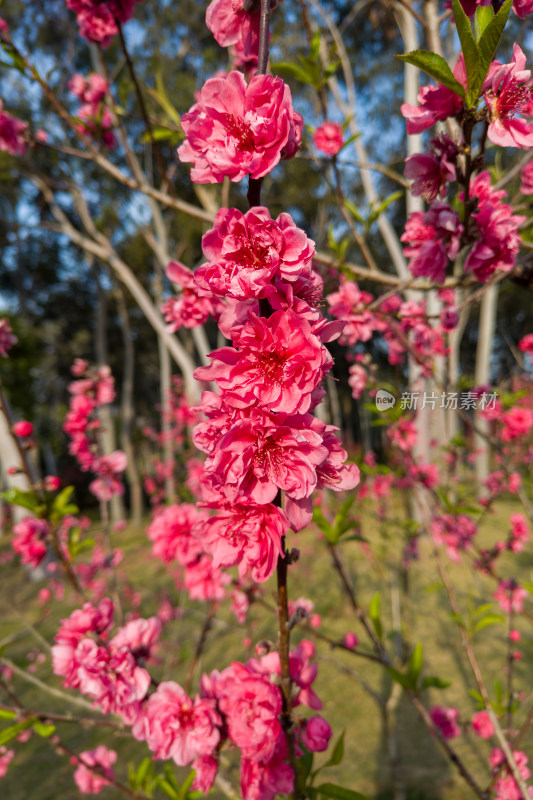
[0, 392, 33, 524]
[474, 285, 499, 497]
[94, 266, 125, 523]
[115, 286, 144, 526]
[153, 267, 175, 503]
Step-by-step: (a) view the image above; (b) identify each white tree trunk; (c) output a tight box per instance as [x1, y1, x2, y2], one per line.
[474, 285, 499, 497]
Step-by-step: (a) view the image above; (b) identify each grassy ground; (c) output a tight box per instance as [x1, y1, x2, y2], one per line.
[0, 492, 532, 800]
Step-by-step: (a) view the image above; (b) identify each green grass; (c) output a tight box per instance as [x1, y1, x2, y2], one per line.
[0, 493, 532, 800]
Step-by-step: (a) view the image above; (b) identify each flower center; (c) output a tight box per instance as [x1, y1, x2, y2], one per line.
[224, 114, 255, 152]
[256, 350, 286, 384]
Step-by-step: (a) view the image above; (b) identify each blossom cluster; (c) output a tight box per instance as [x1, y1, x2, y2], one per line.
[51, 598, 330, 800]
[401, 45, 531, 284]
[131, 640, 329, 799]
[63, 360, 127, 502]
[69, 73, 116, 149]
[326, 277, 450, 388]
[0, 318, 17, 357]
[0, 100, 27, 156]
[52, 599, 160, 725]
[64, 0, 144, 46]
[73, 746, 117, 795]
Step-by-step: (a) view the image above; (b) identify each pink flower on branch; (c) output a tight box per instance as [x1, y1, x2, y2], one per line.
[162, 261, 218, 330]
[194, 310, 332, 414]
[313, 122, 343, 156]
[0, 748, 14, 780]
[134, 681, 221, 766]
[193, 501, 288, 583]
[0, 100, 28, 156]
[65, 0, 144, 46]
[483, 45, 533, 149]
[178, 71, 303, 183]
[73, 746, 117, 795]
[196, 206, 315, 301]
[12, 517, 49, 568]
[0, 318, 17, 357]
[197, 408, 358, 531]
[429, 706, 461, 740]
[206, 0, 261, 60]
[401, 203, 463, 284]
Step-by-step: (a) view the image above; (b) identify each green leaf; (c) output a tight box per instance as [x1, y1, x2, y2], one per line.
[132, 757, 152, 789]
[1, 488, 41, 513]
[421, 676, 452, 690]
[146, 73, 182, 127]
[324, 731, 345, 768]
[395, 51, 465, 99]
[344, 199, 364, 223]
[386, 666, 414, 690]
[477, 0, 512, 82]
[474, 614, 504, 633]
[317, 782, 371, 800]
[368, 592, 383, 639]
[271, 60, 317, 87]
[178, 769, 195, 800]
[452, 0, 480, 106]
[312, 506, 333, 540]
[468, 688, 485, 707]
[0, 718, 35, 746]
[310, 30, 321, 61]
[408, 643, 423, 688]
[158, 779, 180, 800]
[449, 611, 466, 629]
[474, 5, 494, 39]
[32, 721, 55, 737]
[140, 126, 183, 144]
[51, 486, 79, 519]
[1, 43, 26, 74]
[368, 191, 403, 225]
[0, 709, 16, 720]
[298, 748, 314, 784]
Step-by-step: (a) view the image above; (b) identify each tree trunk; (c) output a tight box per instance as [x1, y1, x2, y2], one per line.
[474, 285, 499, 497]
[115, 286, 144, 526]
[94, 266, 125, 523]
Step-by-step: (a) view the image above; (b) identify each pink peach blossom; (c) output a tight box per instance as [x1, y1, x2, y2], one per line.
[73, 746, 117, 794]
[178, 71, 303, 183]
[300, 715, 332, 752]
[429, 706, 461, 739]
[195, 206, 315, 301]
[135, 681, 221, 766]
[483, 45, 533, 148]
[471, 710, 494, 739]
[313, 122, 343, 155]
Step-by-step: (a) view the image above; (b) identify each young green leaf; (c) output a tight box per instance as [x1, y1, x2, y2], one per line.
[1, 488, 41, 513]
[395, 51, 465, 99]
[32, 721, 56, 738]
[474, 5, 494, 40]
[421, 676, 452, 690]
[323, 731, 345, 768]
[368, 592, 383, 639]
[451, 0, 480, 106]
[386, 666, 414, 690]
[317, 782, 371, 800]
[477, 0, 512, 82]
[0, 719, 35, 746]
[408, 643, 424, 687]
